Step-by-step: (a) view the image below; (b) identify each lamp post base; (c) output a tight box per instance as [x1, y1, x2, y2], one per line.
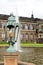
[4, 52, 19, 65]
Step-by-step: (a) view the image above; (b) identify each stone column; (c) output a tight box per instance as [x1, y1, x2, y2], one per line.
[4, 52, 19, 65]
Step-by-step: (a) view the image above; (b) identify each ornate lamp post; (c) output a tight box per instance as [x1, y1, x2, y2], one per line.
[3, 13, 19, 52]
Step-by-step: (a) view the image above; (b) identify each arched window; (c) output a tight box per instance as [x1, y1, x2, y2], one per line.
[28, 24, 30, 29]
[29, 24, 33, 30]
[38, 34, 42, 38]
[21, 24, 22, 29]
[0, 22, 2, 28]
[25, 24, 28, 30]
[25, 33, 28, 42]
[22, 24, 25, 29]
[2, 32, 5, 41]
[30, 33, 33, 41]
[20, 33, 23, 41]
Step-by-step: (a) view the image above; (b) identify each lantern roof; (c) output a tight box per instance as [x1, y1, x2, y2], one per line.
[8, 13, 16, 21]
[3, 13, 19, 28]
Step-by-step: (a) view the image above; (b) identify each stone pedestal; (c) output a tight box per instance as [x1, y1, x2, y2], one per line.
[4, 52, 19, 65]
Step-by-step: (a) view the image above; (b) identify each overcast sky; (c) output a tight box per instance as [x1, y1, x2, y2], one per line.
[0, 0, 43, 19]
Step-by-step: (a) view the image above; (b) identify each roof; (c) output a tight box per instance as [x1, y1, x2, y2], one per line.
[0, 14, 43, 22]
[19, 16, 43, 22]
[0, 14, 9, 20]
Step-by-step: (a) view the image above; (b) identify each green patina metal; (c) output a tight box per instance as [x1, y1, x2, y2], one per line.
[3, 13, 19, 52]
[38, 28, 42, 33]
[7, 42, 16, 52]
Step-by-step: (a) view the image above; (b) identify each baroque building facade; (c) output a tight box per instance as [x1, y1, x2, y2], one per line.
[0, 14, 43, 43]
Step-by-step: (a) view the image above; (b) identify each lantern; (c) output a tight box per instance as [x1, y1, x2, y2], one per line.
[3, 13, 19, 52]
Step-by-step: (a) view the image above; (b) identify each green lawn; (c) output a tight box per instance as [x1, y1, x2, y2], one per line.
[0, 41, 43, 47]
[21, 42, 43, 47]
[0, 44, 8, 46]
[0, 41, 8, 46]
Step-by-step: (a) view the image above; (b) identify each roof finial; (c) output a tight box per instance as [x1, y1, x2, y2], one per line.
[31, 11, 34, 19]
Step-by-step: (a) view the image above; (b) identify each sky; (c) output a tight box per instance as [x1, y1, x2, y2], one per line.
[0, 0, 43, 19]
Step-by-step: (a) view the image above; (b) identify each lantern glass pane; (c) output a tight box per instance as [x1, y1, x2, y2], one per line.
[6, 27, 15, 41]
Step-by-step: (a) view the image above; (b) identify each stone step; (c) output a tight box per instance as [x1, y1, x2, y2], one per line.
[0, 61, 36, 65]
